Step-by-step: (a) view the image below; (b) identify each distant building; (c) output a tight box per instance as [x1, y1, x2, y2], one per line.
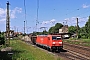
[10, 30, 14, 38]
[14, 32, 22, 37]
[59, 25, 69, 39]
[5, 30, 14, 39]
[59, 25, 68, 33]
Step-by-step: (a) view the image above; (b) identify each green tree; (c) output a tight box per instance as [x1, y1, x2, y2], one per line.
[79, 27, 85, 34]
[48, 26, 55, 33]
[77, 16, 90, 38]
[54, 23, 63, 33]
[85, 16, 90, 38]
[68, 26, 77, 34]
[0, 31, 5, 45]
[49, 23, 63, 33]
[42, 30, 48, 35]
[79, 27, 87, 38]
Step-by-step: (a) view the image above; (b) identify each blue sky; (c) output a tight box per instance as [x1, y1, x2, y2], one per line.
[0, 0, 90, 33]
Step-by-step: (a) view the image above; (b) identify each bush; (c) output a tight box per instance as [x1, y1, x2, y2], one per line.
[0, 32, 5, 45]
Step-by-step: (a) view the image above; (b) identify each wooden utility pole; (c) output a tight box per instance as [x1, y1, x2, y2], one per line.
[76, 18, 78, 39]
[6, 1, 10, 46]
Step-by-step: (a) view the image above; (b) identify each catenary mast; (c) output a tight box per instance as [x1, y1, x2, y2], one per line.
[6, 1, 10, 45]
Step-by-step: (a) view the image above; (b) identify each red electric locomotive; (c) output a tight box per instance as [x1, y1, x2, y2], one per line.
[35, 34, 63, 52]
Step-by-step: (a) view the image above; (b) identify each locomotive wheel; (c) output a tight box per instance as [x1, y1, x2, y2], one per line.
[51, 49, 54, 52]
[47, 48, 50, 51]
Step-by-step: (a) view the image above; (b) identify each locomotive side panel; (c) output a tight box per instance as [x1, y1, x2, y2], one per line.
[36, 35, 48, 47]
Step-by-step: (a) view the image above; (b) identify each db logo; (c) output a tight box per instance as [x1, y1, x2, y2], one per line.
[41, 38, 43, 40]
[41, 38, 43, 43]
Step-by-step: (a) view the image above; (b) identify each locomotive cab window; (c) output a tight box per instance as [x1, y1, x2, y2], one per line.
[52, 36, 61, 40]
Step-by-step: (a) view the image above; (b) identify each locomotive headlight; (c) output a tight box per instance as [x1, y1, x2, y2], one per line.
[59, 42, 62, 44]
[52, 42, 55, 44]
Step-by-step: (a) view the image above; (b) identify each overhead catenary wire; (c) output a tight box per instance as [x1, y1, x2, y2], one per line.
[63, 7, 90, 26]
[65, 8, 80, 16]
[65, 7, 90, 18]
[73, 9, 90, 25]
[77, 9, 90, 17]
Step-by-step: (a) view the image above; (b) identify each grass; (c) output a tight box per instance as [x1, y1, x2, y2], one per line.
[9, 40, 61, 60]
[64, 38, 90, 47]
[82, 39, 90, 43]
[81, 39, 90, 46]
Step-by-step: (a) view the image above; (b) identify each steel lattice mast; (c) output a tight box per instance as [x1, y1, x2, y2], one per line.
[6, 1, 10, 45]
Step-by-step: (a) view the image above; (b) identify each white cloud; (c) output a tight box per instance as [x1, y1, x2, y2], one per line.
[37, 19, 56, 31]
[0, 7, 22, 23]
[82, 4, 90, 8]
[41, 19, 56, 25]
[0, 8, 6, 18]
[0, 8, 6, 23]
[42, 21, 49, 24]
[63, 17, 88, 27]
[39, 17, 88, 30]
[0, 18, 5, 22]
[10, 7, 22, 18]
[50, 19, 56, 23]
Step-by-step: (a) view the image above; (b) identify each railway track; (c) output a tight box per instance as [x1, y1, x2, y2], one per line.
[57, 51, 90, 60]
[64, 43, 90, 51]
[53, 42, 90, 60]
[64, 43, 90, 58]
[56, 49, 90, 60]
[25, 41, 90, 60]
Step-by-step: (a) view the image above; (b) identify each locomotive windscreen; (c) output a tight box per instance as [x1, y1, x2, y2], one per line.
[52, 36, 61, 40]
